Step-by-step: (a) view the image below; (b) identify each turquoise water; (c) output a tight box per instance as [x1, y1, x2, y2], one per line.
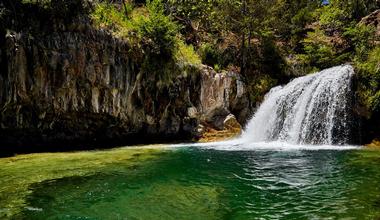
[1, 146, 380, 219]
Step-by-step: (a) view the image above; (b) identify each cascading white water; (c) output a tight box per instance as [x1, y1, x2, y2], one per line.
[241, 65, 355, 145]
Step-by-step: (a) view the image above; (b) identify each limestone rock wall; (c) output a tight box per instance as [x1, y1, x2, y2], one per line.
[0, 20, 250, 150]
[198, 65, 251, 129]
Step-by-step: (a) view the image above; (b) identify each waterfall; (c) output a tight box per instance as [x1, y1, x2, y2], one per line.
[241, 65, 355, 145]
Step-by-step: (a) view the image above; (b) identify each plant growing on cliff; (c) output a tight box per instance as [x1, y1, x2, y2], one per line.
[91, 0, 200, 72]
[137, 0, 179, 58]
[356, 46, 380, 113]
[175, 40, 201, 66]
[344, 24, 376, 61]
[91, 2, 135, 37]
[298, 28, 345, 70]
[21, 0, 51, 7]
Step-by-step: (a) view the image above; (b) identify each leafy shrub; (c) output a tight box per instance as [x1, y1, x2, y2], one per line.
[299, 28, 350, 70]
[91, 2, 134, 37]
[137, 0, 179, 58]
[249, 74, 277, 105]
[199, 43, 220, 68]
[344, 24, 375, 61]
[213, 64, 221, 72]
[317, 5, 349, 30]
[291, 7, 314, 31]
[356, 46, 380, 112]
[21, 0, 51, 7]
[175, 40, 201, 66]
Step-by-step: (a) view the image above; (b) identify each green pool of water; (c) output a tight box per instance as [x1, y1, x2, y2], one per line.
[1, 145, 380, 219]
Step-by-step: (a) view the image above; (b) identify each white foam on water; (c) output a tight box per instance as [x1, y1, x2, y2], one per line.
[241, 65, 355, 145]
[169, 65, 360, 151]
[148, 65, 359, 151]
[171, 139, 361, 151]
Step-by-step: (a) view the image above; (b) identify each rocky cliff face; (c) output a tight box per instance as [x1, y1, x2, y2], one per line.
[198, 66, 250, 130]
[0, 11, 250, 151]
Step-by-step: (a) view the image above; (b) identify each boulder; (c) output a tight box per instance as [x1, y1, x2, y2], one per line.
[204, 107, 230, 130]
[198, 65, 251, 129]
[197, 113, 242, 143]
[223, 114, 242, 131]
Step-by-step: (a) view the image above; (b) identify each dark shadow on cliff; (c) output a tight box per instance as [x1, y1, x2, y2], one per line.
[0, 0, 205, 156]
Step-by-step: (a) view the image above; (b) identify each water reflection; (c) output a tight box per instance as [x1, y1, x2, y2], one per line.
[3, 147, 379, 219]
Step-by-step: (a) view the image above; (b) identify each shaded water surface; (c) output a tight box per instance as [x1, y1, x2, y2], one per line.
[1, 146, 380, 219]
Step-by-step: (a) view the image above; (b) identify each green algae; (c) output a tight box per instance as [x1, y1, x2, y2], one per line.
[2, 147, 380, 219]
[345, 149, 380, 219]
[24, 179, 223, 220]
[0, 146, 169, 218]
[348, 148, 380, 166]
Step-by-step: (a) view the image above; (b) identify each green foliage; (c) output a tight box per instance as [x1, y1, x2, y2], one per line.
[297, 28, 345, 70]
[291, 7, 314, 28]
[213, 64, 221, 72]
[294, 2, 376, 73]
[344, 24, 376, 61]
[175, 40, 201, 66]
[271, 0, 321, 45]
[87, 0, 379, 112]
[329, 0, 379, 21]
[258, 35, 288, 79]
[198, 42, 239, 71]
[356, 46, 380, 112]
[91, 0, 200, 83]
[137, 0, 179, 58]
[21, 0, 51, 7]
[317, 4, 349, 30]
[249, 75, 277, 104]
[306, 43, 335, 65]
[122, 1, 133, 16]
[91, 2, 133, 36]
[165, 0, 214, 22]
[199, 43, 220, 67]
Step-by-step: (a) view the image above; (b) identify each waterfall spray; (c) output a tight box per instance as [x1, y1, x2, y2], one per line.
[241, 65, 354, 145]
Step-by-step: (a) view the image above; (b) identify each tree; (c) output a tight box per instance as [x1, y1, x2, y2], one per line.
[138, 0, 179, 58]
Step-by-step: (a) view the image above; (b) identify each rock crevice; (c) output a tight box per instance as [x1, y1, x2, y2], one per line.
[0, 18, 250, 151]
